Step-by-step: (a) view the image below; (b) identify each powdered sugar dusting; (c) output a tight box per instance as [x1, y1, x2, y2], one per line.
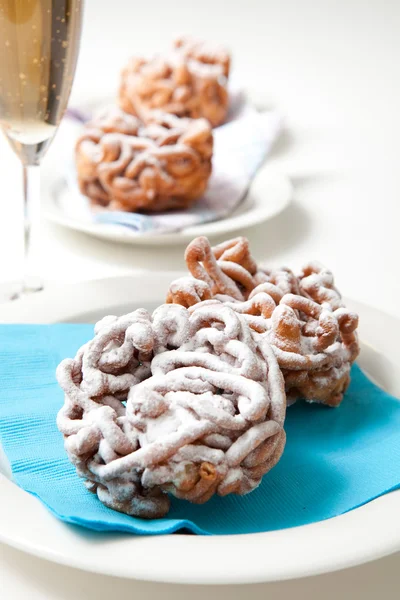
[57, 300, 286, 518]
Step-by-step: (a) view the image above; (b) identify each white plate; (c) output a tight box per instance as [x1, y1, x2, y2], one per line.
[0, 273, 399, 585]
[42, 165, 292, 246]
[41, 92, 291, 246]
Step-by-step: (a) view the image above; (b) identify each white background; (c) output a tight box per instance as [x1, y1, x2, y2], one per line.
[0, 0, 399, 318]
[0, 0, 399, 597]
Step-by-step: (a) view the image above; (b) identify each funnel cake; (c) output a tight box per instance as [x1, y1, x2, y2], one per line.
[166, 236, 300, 305]
[57, 303, 286, 519]
[119, 37, 230, 127]
[75, 108, 213, 212]
[166, 236, 360, 407]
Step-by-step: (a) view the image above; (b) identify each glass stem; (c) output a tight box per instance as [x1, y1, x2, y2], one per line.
[22, 164, 43, 294]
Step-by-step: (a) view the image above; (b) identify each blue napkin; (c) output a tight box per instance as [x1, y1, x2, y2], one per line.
[0, 324, 399, 536]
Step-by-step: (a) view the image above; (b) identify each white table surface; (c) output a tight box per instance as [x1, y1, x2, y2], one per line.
[0, 0, 399, 597]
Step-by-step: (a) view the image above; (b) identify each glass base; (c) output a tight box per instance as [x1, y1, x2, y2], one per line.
[0, 279, 43, 303]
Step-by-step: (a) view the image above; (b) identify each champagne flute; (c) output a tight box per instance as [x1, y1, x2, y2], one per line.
[0, 0, 84, 298]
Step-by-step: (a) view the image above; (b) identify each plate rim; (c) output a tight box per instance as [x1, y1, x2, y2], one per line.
[0, 273, 399, 585]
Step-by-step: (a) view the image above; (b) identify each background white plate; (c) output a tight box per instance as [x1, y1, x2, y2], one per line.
[43, 165, 293, 246]
[42, 90, 292, 246]
[0, 273, 399, 585]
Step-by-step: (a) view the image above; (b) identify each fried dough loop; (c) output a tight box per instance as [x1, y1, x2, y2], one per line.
[57, 303, 286, 518]
[119, 37, 230, 127]
[166, 236, 360, 407]
[75, 107, 213, 212]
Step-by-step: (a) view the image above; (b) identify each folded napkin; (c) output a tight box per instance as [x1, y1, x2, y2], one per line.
[63, 93, 282, 235]
[0, 324, 399, 536]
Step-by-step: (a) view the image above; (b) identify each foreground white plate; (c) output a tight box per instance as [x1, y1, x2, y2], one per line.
[0, 273, 399, 584]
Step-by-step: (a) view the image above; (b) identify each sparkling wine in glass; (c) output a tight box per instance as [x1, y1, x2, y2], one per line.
[0, 0, 84, 297]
